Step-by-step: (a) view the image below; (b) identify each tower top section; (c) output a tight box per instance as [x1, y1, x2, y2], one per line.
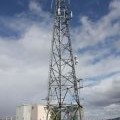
[46, 0, 83, 119]
[52, 0, 73, 20]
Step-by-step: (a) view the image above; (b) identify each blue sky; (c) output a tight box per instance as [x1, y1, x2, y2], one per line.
[0, 0, 112, 41]
[0, 0, 112, 32]
[0, 0, 120, 119]
[0, 0, 111, 17]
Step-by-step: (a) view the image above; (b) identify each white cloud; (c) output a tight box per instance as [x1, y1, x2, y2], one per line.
[72, 0, 120, 118]
[0, 10, 51, 116]
[74, 0, 120, 79]
[73, 0, 120, 49]
[28, 0, 51, 20]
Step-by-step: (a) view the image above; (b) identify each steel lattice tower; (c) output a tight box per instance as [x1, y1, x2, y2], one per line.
[46, 0, 83, 119]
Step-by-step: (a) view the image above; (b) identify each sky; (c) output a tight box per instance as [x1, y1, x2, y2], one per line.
[0, 0, 120, 119]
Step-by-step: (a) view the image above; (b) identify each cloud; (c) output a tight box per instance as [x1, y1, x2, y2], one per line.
[84, 74, 120, 105]
[73, 0, 120, 78]
[28, 0, 51, 20]
[74, 0, 120, 49]
[0, 2, 52, 116]
[82, 74, 120, 119]
[72, 0, 120, 118]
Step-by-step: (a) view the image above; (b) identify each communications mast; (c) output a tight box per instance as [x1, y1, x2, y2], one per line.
[46, 0, 83, 119]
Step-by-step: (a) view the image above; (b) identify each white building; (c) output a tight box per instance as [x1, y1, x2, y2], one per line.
[16, 104, 49, 120]
[31, 104, 48, 120]
[16, 105, 31, 120]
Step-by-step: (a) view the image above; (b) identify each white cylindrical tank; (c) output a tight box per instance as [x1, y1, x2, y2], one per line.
[16, 104, 50, 120]
[16, 105, 31, 120]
